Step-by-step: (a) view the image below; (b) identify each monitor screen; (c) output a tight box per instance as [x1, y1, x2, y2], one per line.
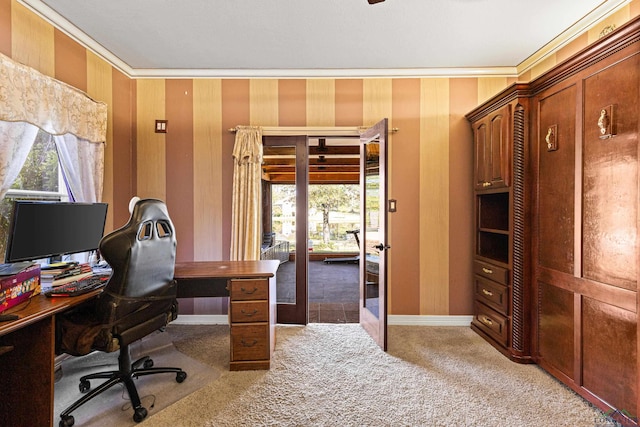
[4, 201, 108, 263]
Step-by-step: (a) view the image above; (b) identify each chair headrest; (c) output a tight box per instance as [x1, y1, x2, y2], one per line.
[99, 198, 177, 298]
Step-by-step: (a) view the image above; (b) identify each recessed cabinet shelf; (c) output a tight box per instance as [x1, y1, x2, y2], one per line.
[476, 191, 510, 264]
[477, 231, 509, 264]
[478, 192, 509, 231]
[478, 227, 509, 235]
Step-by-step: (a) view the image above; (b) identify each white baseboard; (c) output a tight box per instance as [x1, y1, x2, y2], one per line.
[173, 315, 229, 325]
[388, 315, 473, 326]
[173, 314, 473, 327]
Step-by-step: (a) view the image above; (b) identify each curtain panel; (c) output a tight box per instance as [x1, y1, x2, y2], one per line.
[0, 52, 107, 143]
[230, 126, 263, 261]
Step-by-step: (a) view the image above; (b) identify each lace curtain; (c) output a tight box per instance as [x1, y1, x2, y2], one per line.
[0, 121, 40, 199]
[230, 126, 263, 261]
[0, 52, 107, 202]
[54, 134, 105, 202]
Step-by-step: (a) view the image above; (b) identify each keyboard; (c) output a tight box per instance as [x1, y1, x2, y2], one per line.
[44, 275, 110, 297]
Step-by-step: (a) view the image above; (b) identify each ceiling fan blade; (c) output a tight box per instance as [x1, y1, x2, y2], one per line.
[368, 0, 385, 4]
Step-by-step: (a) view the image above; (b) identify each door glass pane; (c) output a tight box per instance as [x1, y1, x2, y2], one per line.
[268, 145, 296, 304]
[364, 141, 380, 318]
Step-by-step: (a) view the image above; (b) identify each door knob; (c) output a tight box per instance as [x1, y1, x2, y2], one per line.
[373, 243, 390, 251]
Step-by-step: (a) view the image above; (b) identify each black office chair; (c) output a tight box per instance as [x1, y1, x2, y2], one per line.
[56, 199, 187, 426]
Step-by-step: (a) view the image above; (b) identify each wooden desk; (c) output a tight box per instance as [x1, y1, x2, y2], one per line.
[0, 260, 279, 425]
[0, 289, 102, 427]
[174, 260, 279, 370]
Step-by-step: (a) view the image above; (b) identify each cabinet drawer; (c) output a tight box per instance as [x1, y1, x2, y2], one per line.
[230, 324, 269, 361]
[474, 276, 508, 315]
[473, 302, 508, 346]
[474, 260, 508, 285]
[228, 279, 269, 301]
[230, 300, 269, 323]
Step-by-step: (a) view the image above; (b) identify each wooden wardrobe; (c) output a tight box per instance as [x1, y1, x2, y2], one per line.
[467, 16, 640, 426]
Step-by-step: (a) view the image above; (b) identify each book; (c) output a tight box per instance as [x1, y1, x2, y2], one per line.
[41, 262, 80, 277]
[43, 270, 94, 288]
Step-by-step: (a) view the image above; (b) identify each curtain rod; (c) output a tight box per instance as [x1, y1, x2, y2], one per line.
[228, 126, 398, 135]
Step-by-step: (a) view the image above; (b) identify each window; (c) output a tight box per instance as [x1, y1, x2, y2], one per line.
[0, 130, 68, 259]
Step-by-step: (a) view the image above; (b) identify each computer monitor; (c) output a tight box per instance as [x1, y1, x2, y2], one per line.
[4, 201, 108, 263]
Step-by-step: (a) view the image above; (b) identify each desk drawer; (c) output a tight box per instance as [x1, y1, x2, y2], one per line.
[474, 276, 508, 315]
[228, 279, 269, 301]
[230, 324, 269, 361]
[474, 260, 508, 285]
[230, 301, 269, 323]
[473, 302, 508, 347]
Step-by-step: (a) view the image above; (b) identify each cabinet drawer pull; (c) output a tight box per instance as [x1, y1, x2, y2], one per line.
[482, 288, 493, 297]
[482, 182, 492, 187]
[240, 287, 258, 294]
[482, 267, 493, 274]
[240, 339, 258, 347]
[481, 316, 493, 326]
[241, 309, 259, 317]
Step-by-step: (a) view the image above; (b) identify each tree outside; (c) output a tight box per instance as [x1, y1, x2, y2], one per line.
[272, 184, 360, 253]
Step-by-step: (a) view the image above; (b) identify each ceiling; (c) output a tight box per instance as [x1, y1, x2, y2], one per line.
[23, 0, 626, 78]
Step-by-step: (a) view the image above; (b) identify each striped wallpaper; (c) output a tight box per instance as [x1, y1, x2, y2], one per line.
[2, 0, 639, 316]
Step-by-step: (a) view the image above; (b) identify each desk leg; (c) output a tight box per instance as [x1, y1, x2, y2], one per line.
[0, 317, 55, 426]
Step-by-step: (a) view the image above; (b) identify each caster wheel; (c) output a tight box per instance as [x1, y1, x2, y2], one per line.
[143, 358, 154, 369]
[59, 415, 75, 427]
[176, 371, 187, 383]
[133, 407, 148, 423]
[79, 380, 90, 393]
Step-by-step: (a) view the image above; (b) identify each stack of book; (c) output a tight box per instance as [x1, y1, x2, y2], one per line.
[41, 262, 93, 289]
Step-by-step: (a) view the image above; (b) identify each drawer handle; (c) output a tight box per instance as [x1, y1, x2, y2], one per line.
[482, 182, 492, 187]
[482, 267, 493, 274]
[481, 316, 493, 326]
[241, 309, 258, 317]
[240, 287, 258, 295]
[482, 288, 493, 297]
[240, 339, 258, 347]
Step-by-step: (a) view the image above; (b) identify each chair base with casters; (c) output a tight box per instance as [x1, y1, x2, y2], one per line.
[58, 341, 187, 426]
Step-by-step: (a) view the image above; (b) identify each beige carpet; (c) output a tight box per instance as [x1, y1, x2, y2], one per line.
[137, 323, 610, 427]
[53, 330, 219, 426]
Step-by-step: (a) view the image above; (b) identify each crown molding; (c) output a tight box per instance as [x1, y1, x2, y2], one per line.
[517, 0, 632, 75]
[129, 67, 518, 79]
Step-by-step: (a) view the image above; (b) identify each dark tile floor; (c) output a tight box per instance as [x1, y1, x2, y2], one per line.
[276, 260, 360, 324]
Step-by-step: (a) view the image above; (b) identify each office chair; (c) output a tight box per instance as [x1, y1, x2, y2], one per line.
[56, 199, 187, 426]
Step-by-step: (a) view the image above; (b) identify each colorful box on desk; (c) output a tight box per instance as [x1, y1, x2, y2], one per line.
[0, 264, 41, 313]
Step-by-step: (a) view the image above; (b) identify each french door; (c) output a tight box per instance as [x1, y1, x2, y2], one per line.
[359, 119, 389, 350]
[265, 136, 309, 324]
[264, 120, 389, 337]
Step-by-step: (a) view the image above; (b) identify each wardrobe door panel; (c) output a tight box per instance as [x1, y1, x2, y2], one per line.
[582, 55, 639, 291]
[582, 297, 637, 415]
[489, 106, 510, 188]
[537, 86, 576, 275]
[538, 281, 574, 379]
[474, 121, 488, 190]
